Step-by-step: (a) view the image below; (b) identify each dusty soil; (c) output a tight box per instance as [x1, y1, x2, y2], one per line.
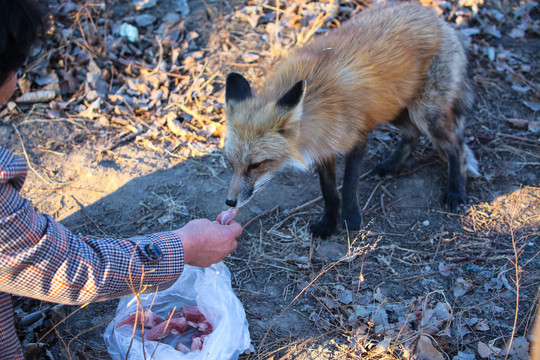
[1, 0, 538, 359]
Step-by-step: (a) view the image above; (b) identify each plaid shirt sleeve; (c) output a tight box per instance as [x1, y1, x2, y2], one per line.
[0, 147, 185, 305]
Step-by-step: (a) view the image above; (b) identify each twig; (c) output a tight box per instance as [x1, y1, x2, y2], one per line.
[496, 132, 539, 145]
[395, 262, 472, 281]
[244, 205, 280, 228]
[71, 195, 107, 236]
[380, 193, 395, 228]
[12, 124, 55, 185]
[362, 177, 382, 211]
[31, 303, 90, 354]
[505, 218, 521, 360]
[99, 131, 141, 153]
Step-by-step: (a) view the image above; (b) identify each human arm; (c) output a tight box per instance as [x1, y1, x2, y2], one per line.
[0, 147, 241, 305]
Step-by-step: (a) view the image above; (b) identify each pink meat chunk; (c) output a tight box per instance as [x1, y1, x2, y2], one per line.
[190, 335, 207, 352]
[181, 305, 206, 323]
[115, 309, 165, 329]
[144, 317, 188, 341]
[175, 342, 190, 354]
[187, 320, 212, 334]
[166, 307, 183, 319]
[217, 207, 238, 225]
[198, 321, 213, 334]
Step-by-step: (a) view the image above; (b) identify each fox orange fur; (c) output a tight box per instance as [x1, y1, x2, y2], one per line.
[223, 1, 480, 237]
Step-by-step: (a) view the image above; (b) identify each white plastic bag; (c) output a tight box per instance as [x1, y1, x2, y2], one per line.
[104, 262, 251, 360]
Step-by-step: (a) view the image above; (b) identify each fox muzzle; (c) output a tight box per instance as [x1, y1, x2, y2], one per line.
[225, 198, 238, 207]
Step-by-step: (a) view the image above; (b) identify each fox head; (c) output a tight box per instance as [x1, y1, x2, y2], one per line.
[223, 72, 306, 208]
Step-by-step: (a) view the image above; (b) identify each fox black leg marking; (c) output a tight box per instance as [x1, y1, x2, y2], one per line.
[341, 142, 366, 231]
[310, 159, 340, 238]
[428, 111, 468, 211]
[374, 108, 420, 176]
[443, 148, 466, 211]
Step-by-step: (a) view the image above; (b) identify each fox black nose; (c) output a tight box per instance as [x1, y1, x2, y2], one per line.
[225, 198, 237, 207]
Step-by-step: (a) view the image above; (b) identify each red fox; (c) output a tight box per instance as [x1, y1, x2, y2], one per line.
[223, 2, 480, 238]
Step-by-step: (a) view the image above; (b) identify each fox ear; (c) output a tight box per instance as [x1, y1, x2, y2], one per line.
[275, 81, 306, 138]
[276, 80, 306, 110]
[226, 72, 252, 105]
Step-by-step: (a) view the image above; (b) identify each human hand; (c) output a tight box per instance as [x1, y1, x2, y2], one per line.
[174, 218, 242, 267]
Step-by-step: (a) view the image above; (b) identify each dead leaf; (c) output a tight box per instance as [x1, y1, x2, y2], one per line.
[524, 101, 540, 112]
[284, 252, 309, 267]
[164, 112, 187, 138]
[242, 52, 261, 63]
[454, 277, 473, 297]
[502, 337, 530, 360]
[507, 118, 529, 128]
[132, 0, 157, 11]
[415, 335, 444, 360]
[77, 99, 102, 119]
[338, 290, 353, 305]
[478, 341, 502, 358]
[453, 351, 476, 360]
[529, 121, 540, 134]
[474, 318, 490, 331]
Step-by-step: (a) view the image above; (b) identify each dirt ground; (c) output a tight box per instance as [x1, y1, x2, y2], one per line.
[1, 0, 539, 359]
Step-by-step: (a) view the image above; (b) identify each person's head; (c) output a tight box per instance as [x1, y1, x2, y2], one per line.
[0, 0, 44, 103]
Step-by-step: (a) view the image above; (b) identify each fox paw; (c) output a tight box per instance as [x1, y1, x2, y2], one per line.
[310, 219, 337, 239]
[373, 161, 398, 177]
[341, 208, 362, 231]
[443, 190, 466, 212]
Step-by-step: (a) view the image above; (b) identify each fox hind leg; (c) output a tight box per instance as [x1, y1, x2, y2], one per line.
[341, 142, 366, 231]
[373, 108, 420, 177]
[310, 158, 340, 238]
[423, 108, 468, 211]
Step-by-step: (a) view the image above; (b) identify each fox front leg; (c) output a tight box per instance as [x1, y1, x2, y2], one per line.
[341, 142, 366, 230]
[310, 159, 340, 238]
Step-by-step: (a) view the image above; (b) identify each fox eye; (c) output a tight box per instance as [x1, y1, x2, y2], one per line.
[248, 161, 263, 171]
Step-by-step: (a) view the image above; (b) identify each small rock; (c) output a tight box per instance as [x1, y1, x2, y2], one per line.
[422, 220, 430, 227]
[317, 242, 347, 261]
[119, 23, 139, 43]
[135, 14, 156, 27]
[509, 28, 525, 38]
[487, 47, 496, 61]
[249, 205, 262, 215]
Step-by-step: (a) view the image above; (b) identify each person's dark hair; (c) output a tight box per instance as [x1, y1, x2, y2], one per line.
[0, 0, 44, 86]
